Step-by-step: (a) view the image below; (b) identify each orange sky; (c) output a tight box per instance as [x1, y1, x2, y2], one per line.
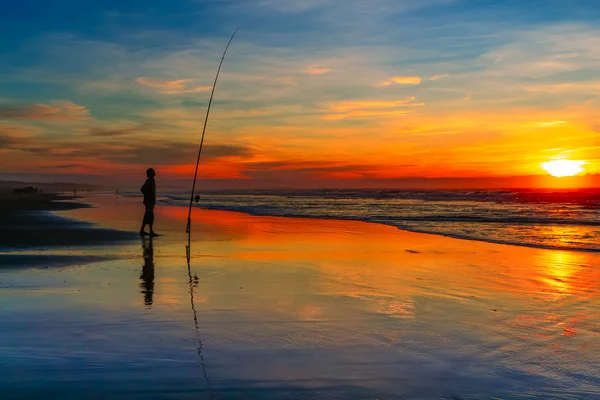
[1, 1, 600, 188]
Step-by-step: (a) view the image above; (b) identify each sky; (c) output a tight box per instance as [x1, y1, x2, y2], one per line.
[1, 0, 600, 189]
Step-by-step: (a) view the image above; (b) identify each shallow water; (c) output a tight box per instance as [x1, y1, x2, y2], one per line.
[1, 195, 600, 399]
[159, 190, 600, 252]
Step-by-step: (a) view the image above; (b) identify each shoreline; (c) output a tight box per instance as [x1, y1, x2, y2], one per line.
[3, 190, 596, 257]
[180, 203, 600, 254]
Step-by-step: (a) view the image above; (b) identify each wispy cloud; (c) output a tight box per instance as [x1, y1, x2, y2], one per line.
[376, 76, 421, 86]
[322, 109, 415, 120]
[135, 77, 212, 94]
[536, 121, 567, 127]
[525, 81, 600, 94]
[0, 101, 89, 122]
[328, 97, 423, 112]
[323, 96, 423, 120]
[429, 73, 449, 81]
[305, 65, 332, 75]
[88, 123, 155, 137]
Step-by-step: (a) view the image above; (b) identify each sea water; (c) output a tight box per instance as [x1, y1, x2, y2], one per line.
[159, 189, 600, 252]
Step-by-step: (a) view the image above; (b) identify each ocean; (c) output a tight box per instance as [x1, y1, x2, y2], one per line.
[159, 189, 600, 252]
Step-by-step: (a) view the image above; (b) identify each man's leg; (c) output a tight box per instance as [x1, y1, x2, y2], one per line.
[148, 207, 158, 236]
[140, 207, 151, 235]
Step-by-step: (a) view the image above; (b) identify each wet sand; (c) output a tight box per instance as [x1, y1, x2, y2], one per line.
[1, 194, 600, 399]
[0, 191, 137, 252]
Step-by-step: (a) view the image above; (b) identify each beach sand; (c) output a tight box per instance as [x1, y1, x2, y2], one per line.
[1, 194, 600, 399]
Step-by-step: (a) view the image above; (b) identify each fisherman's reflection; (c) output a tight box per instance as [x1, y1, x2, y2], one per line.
[140, 236, 155, 306]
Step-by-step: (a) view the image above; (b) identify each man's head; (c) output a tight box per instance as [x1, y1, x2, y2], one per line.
[146, 168, 156, 178]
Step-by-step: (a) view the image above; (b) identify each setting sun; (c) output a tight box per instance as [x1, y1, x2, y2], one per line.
[542, 160, 586, 177]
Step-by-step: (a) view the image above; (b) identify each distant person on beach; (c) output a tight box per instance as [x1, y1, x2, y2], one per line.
[140, 168, 159, 237]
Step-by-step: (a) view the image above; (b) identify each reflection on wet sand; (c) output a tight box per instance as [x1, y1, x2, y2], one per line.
[40, 195, 600, 398]
[140, 236, 155, 306]
[186, 236, 214, 399]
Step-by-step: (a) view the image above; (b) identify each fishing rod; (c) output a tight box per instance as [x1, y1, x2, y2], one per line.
[186, 27, 239, 235]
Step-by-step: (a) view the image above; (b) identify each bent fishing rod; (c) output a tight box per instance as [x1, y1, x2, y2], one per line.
[186, 28, 239, 235]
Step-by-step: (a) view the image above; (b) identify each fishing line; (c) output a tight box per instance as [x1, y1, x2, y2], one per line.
[186, 27, 239, 236]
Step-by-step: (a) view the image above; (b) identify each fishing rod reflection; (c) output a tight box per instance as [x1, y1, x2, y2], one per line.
[140, 236, 155, 306]
[186, 234, 215, 398]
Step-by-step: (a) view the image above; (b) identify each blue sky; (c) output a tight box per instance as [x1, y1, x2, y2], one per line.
[1, 0, 600, 187]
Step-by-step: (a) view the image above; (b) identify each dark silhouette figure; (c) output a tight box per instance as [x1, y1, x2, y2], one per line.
[140, 236, 155, 306]
[194, 195, 200, 203]
[140, 168, 159, 237]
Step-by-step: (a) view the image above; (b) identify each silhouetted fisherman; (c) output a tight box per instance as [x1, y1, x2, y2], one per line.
[140, 168, 159, 237]
[194, 195, 200, 203]
[140, 236, 155, 306]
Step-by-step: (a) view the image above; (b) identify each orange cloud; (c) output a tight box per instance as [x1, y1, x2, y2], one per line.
[391, 76, 421, 84]
[376, 76, 421, 86]
[0, 101, 90, 122]
[135, 77, 212, 94]
[305, 65, 332, 75]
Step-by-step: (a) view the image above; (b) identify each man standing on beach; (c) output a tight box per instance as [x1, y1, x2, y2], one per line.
[140, 168, 159, 237]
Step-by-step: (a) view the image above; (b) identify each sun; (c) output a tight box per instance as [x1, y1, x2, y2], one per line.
[542, 160, 585, 177]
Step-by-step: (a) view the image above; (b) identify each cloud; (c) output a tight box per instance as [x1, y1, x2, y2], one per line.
[524, 81, 600, 94]
[53, 164, 82, 169]
[376, 76, 421, 86]
[203, 144, 254, 159]
[305, 65, 332, 75]
[536, 121, 566, 127]
[477, 24, 600, 83]
[322, 96, 423, 119]
[88, 123, 154, 137]
[429, 73, 449, 81]
[0, 133, 13, 148]
[135, 77, 212, 94]
[322, 109, 415, 120]
[108, 142, 254, 166]
[391, 76, 421, 85]
[329, 97, 422, 112]
[0, 101, 90, 122]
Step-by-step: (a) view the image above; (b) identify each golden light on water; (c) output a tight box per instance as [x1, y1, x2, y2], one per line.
[542, 160, 585, 177]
